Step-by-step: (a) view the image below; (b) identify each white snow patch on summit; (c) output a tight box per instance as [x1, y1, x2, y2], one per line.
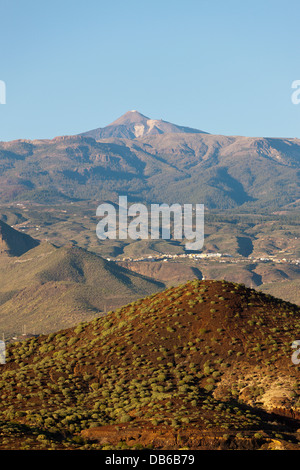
[146, 119, 159, 134]
[134, 124, 145, 137]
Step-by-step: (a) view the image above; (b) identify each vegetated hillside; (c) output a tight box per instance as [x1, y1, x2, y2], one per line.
[0, 279, 299, 450]
[0, 241, 164, 337]
[137, 133, 300, 209]
[0, 115, 299, 210]
[260, 279, 300, 306]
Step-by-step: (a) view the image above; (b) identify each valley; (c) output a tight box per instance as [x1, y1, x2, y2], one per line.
[1, 200, 298, 313]
[0, 111, 299, 451]
[2, 0, 300, 453]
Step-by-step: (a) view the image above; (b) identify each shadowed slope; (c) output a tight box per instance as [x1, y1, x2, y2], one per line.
[0, 220, 40, 256]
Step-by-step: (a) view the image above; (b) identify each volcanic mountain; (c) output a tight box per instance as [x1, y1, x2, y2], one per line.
[80, 110, 208, 140]
[0, 279, 299, 450]
[0, 113, 299, 209]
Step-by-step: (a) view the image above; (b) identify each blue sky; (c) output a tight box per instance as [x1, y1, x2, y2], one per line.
[0, 0, 299, 140]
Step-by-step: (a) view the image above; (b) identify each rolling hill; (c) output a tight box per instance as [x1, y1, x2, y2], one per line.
[0, 279, 299, 450]
[0, 221, 164, 337]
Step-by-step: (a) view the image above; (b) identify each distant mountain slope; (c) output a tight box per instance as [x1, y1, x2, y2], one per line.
[0, 236, 164, 336]
[0, 220, 39, 256]
[0, 113, 299, 210]
[80, 110, 208, 139]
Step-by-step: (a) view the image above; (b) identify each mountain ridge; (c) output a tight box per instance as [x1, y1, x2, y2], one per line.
[80, 110, 209, 140]
[0, 111, 298, 210]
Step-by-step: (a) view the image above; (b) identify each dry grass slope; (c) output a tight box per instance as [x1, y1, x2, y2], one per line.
[0, 242, 165, 337]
